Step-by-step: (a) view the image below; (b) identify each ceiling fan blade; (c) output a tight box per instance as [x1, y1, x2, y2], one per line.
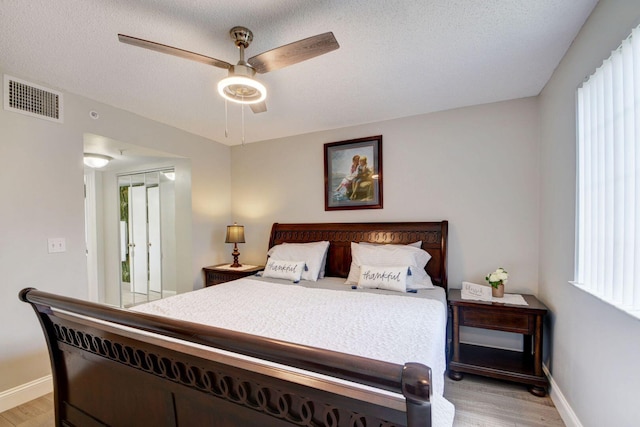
[118, 34, 232, 70]
[250, 101, 267, 114]
[248, 32, 339, 74]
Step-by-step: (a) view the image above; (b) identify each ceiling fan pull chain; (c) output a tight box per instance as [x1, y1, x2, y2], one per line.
[224, 100, 229, 138]
[241, 102, 245, 145]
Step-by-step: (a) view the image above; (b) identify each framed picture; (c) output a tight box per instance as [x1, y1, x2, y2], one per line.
[324, 135, 383, 210]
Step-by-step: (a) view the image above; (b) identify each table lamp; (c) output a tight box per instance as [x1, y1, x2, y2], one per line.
[225, 223, 245, 267]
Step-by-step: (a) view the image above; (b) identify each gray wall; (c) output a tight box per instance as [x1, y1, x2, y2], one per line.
[231, 97, 541, 350]
[538, 1, 640, 426]
[0, 69, 231, 393]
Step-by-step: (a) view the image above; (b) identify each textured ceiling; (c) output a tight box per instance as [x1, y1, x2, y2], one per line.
[1, 0, 598, 146]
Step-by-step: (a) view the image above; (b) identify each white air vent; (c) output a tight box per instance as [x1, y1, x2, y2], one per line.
[4, 75, 63, 123]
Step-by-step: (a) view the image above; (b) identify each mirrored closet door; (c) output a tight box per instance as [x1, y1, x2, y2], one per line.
[118, 169, 175, 307]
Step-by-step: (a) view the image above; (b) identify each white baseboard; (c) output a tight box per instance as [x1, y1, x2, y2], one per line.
[0, 375, 53, 413]
[543, 364, 583, 427]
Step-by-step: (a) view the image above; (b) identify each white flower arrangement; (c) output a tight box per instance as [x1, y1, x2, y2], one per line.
[485, 267, 508, 289]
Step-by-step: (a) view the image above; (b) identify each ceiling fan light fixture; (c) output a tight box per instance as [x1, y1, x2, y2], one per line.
[83, 153, 112, 168]
[119, 26, 338, 113]
[217, 76, 267, 104]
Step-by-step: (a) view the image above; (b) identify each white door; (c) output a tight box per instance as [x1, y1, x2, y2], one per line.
[130, 185, 148, 295]
[118, 169, 173, 307]
[147, 186, 162, 293]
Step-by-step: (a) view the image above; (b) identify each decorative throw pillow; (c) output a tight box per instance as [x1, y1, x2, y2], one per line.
[267, 241, 330, 281]
[262, 259, 305, 283]
[358, 265, 409, 292]
[345, 242, 434, 289]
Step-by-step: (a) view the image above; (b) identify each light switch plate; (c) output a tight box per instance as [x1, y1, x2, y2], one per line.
[48, 238, 66, 253]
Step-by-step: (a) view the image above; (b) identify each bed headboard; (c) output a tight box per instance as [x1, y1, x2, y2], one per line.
[268, 221, 448, 292]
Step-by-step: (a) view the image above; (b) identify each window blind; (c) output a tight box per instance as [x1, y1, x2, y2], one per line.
[576, 24, 640, 317]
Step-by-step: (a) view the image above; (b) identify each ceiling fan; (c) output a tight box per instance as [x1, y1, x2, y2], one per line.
[118, 27, 339, 114]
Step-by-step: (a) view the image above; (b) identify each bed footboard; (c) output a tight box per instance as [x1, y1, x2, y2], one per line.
[20, 288, 432, 427]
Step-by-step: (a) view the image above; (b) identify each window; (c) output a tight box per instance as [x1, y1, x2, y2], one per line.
[575, 24, 640, 319]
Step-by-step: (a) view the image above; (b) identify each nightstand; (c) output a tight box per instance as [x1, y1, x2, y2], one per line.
[203, 264, 264, 287]
[448, 289, 549, 396]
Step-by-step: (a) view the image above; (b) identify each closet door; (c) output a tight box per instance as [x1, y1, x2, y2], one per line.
[147, 185, 162, 293]
[130, 184, 148, 295]
[118, 168, 173, 307]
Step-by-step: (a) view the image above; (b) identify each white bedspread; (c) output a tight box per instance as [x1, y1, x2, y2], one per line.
[132, 278, 454, 426]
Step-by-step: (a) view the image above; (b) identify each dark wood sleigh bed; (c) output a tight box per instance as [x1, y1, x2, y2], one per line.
[20, 221, 448, 427]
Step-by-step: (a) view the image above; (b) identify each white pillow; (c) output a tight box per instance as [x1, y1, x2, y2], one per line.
[262, 259, 305, 283]
[267, 241, 329, 281]
[358, 265, 409, 292]
[359, 241, 422, 248]
[282, 241, 330, 279]
[318, 247, 329, 278]
[345, 242, 434, 289]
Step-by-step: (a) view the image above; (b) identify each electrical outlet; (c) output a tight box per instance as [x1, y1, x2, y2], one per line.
[48, 238, 66, 253]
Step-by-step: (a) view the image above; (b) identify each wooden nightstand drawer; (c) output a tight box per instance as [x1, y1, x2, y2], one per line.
[460, 306, 530, 333]
[203, 265, 264, 287]
[205, 270, 232, 286]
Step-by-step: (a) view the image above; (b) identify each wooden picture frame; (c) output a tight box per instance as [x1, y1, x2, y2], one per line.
[324, 135, 383, 210]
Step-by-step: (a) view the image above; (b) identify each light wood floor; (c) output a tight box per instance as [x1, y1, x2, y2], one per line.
[444, 374, 565, 426]
[0, 393, 53, 427]
[0, 374, 564, 426]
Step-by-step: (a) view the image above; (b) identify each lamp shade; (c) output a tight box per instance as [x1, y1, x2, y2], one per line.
[225, 224, 245, 243]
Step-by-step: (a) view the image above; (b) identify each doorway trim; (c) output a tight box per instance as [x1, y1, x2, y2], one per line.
[84, 170, 100, 302]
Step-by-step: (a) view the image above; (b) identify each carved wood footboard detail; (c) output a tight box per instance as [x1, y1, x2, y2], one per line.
[20, 288, 433, 427]
[51, 320, 403, 426]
